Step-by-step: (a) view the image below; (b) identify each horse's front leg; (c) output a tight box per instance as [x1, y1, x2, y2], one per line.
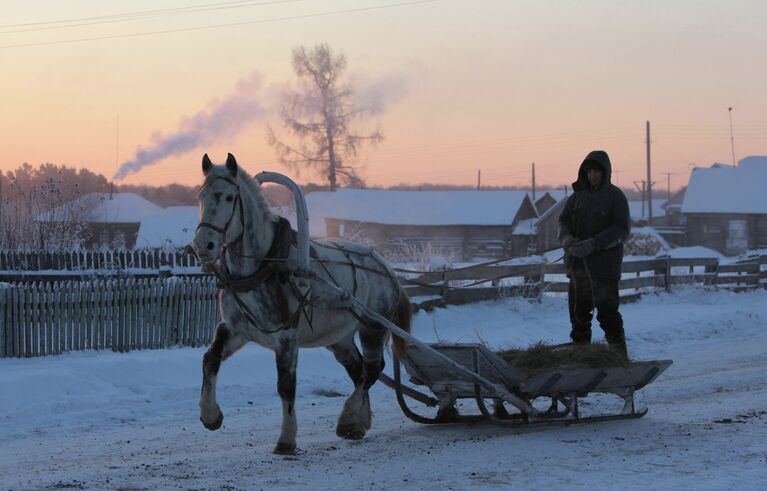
[200, 321, 247, 430]
[273, 334, 299, 455]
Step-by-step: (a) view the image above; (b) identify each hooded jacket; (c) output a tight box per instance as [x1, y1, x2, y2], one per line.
[558, 150, 630, 279]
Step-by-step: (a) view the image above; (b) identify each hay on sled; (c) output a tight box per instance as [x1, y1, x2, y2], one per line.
[496, 342, 630, 374]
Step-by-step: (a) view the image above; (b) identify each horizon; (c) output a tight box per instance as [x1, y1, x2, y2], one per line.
[2, 0, 765, 190]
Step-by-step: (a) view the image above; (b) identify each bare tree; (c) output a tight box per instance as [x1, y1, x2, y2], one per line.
[267, 43, 383, 190]
[0, 174, 93, 251]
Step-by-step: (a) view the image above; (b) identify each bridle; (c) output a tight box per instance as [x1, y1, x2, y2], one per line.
[195, 175, 246, 259]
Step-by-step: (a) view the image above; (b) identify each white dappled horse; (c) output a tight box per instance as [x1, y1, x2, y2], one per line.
[192, 153, 411, 454]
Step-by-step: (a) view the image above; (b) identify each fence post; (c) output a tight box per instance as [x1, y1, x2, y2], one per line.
[665, 256, 671, 292]
[441, 269, 449, 305]
[705, 259, 719, 287]
[0, 284, 6, 357]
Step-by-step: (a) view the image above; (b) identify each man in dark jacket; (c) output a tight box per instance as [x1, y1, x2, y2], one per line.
[558, 150, 630, 357]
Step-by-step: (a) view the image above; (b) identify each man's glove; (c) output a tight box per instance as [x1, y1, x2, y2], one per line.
[568, 238, 596, 258]
[562, 236, 575, 252]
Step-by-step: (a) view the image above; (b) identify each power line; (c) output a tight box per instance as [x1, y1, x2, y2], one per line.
[0, 1, 303, 34]
[0, 0, 441, 49]
[0, 0, 299, 29]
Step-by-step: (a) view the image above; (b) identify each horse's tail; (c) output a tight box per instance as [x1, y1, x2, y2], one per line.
[391, 285, 412, 359]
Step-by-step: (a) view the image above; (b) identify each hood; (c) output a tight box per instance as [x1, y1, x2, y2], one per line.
[573, 150, 613, 191]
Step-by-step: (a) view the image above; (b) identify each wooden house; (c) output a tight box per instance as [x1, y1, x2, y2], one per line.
[305, 189, 539, 260]
[36, 192, 164, 249]
[680, 157, 767, 255]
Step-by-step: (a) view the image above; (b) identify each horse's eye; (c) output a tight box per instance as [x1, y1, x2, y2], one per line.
[226, 196, 234, 202]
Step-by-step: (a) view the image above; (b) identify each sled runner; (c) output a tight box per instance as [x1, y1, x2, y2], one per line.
[391, 342, 672, 426]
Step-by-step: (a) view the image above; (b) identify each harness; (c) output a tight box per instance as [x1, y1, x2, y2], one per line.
[196, 174, 400, 335]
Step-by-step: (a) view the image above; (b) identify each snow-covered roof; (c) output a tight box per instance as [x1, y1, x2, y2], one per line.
[681, 156, 767, 214]
[305, 189, 532, 237]
[36, 192, 164, 223]
[512, 218, 537, 235]
[136, 206, 199, 248]
[629, 199, 667, 221]
[667, 245, 725, 260]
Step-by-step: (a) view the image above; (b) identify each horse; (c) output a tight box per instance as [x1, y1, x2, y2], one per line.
[192, 153, 412, 455]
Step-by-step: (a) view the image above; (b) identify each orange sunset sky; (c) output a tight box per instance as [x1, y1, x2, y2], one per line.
[1, 0, 766, 191]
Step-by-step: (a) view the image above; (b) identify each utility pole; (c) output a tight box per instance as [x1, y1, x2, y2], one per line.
[646, 121, 653, 225]
[613, 169, 623, 185]
[634, 180, 647, 218]
[477, 170, 481, 190]
[116, 116, 120, 175]
[531, 162, 536, 201]
[728, 107, 737, 166]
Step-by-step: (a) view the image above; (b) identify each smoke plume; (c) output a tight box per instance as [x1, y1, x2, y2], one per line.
[114, 71, 267, 180]
[353, 73, 409, 115]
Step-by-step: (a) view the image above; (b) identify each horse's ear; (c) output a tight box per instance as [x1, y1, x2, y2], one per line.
[225, 153, 238, 176]
[202, 154, 212, 175]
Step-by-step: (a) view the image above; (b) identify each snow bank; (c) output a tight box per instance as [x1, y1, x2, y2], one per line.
[1, 289, 766, 489]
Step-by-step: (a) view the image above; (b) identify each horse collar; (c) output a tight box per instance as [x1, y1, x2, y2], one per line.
[215, 217, 295, 292]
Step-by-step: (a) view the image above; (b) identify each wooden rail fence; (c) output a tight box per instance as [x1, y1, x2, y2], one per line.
[398, 254, 767, 310]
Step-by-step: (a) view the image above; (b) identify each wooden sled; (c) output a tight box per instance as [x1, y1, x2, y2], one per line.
[392, 343, 672, 426]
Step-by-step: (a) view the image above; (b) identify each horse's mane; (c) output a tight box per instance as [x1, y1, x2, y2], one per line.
[236, 166, 273, 217]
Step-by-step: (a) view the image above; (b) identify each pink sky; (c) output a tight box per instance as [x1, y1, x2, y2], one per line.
[1, 0, 765, 191]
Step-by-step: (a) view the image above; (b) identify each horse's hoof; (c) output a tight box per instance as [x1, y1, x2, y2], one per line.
[200, 411, 224, 431]
[273, 442, 297, 455]
[336, 425, 365, 440]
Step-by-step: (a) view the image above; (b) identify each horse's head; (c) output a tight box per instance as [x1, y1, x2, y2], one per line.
[193, 153, 245, 264]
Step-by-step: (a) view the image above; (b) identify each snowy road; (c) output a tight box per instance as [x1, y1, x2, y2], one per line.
[2, 288, 766, 490]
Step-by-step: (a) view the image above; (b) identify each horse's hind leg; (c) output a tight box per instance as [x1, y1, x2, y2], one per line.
[199, 322, 246, 431]
[331, 328, 386, 440]
[327, 334, 363, 386]
[327, 334, 366, 439]
[274, 335, 299, 455]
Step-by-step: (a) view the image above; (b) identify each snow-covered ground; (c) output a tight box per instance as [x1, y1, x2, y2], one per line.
[2, 288, 766, 490]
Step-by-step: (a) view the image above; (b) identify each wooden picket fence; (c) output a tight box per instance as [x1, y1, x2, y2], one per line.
[0, 276, 218, 358]
[0, 248, 198, 273]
